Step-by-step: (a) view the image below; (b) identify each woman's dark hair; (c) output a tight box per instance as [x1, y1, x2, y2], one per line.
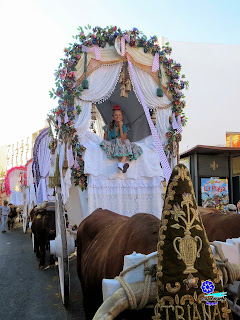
[109, 119, 115, 131]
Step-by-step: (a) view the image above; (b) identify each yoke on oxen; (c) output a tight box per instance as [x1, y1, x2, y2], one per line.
[79, 164, 235, 320]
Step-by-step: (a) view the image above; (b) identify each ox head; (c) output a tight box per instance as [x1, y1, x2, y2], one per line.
[45, 202, 56, 236]
[34, 201, 56, 236]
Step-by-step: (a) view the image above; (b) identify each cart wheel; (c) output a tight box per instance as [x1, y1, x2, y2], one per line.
[58, 255, 69, 306]
[23, 215, 27, 233]
[56, 191, 70, 306]
[32, 232, 35, 251]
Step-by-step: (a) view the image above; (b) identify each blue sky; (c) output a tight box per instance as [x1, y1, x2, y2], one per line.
[0, 0, 239, 146]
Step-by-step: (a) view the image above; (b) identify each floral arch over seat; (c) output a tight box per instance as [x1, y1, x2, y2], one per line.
[47, 26, 188, 221]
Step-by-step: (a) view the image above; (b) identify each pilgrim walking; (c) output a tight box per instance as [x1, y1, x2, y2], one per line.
[0, 200, 10, 233]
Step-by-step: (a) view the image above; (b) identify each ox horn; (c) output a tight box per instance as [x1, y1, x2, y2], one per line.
[92, 281, 157, 320]
[34, 201, 48, 212]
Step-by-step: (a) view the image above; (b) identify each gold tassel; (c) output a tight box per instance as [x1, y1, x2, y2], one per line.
[119, 67, 125, 83]
[125, 72, 131, 92]
[120, 82, 126, 97]
[91, 103, 97, 120]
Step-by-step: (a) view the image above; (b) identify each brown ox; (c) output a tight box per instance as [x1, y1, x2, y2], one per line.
[199, 206, 240, 242]
[31, 202, 56, 269]
[77, 209, 160, 320]
[8, 205, 18, 229]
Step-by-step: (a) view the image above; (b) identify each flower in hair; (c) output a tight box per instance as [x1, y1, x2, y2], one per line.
[113, 104, 121, 110]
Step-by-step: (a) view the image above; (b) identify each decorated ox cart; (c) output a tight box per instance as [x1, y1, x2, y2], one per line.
[4, 159, 36, 232]
[46, 25, 188, 309]
[4, 165, 26, 230]
[35, 25, 240, 319]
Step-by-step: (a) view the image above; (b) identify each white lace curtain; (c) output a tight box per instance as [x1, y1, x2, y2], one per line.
[60, 61, 174, 203]
[10, 191, 23, 205]
[37, 134, 52, 203]
[9, 169, 23, 205]
[129, 63, 176, 168]
[9, 169, 21, 192]
[75, 43, 169, 88]
[26, 161, 36, 207]
[60, 63, 123, 203]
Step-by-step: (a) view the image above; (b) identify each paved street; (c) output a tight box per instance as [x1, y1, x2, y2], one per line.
[0, 222, 85, 320]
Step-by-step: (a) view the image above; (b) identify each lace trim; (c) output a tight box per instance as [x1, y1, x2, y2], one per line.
[87, 191, 163, 217]
[93, 63, 123, 104]
[88, 175, 164, 188]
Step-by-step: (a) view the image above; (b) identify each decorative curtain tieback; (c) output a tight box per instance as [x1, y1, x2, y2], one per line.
[152, 52, 159, 73]
[119, 64, 131, 98]
[121, 35, 130, 56]
[82, 45, 101, 60]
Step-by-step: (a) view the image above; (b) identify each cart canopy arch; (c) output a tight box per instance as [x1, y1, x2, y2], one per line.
[5, 165, 26, 205]
[48, 26, 188, 222]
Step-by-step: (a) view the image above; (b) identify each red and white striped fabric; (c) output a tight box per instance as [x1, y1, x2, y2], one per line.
[127, 55, 172, 183]
[121, 35, 130, 56]
[176, 115, 182, 134]
[152, 52, 159, 73]
[82, 45, 101, 60]
[172, 112, 178, 130]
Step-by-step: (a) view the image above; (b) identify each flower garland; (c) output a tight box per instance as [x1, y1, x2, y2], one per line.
[71, 144, 87, 190]
[5, 166, 26, 196]
[0, 179, 5, 194]
[163, 59, 189, 159]
[48, 25, 188, 187]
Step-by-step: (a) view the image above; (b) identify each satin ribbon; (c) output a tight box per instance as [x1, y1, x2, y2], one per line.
[120, 35, 130, 56]
[67, 144, 75, 167]
[82, 45, 101, 60]
[152, 52, 159, 73]
[172, 113, 182, 133]
[172, 112, 178, 130]
[176, 115, 182, 134]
